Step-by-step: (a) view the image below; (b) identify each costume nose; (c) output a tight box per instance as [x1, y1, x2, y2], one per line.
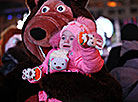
[30, 28, 46, 40]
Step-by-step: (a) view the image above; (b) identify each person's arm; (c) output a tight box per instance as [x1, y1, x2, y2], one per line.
[74, 47, 104, 74]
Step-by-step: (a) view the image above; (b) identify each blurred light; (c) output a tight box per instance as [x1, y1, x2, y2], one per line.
[17, 12, 30, 29]
[16, 14, 22, 19]
[7, 15, 12, 20]
[4, 8, 28, 14]
[17, 20, 24, 29]
[107, 1, 117, 7]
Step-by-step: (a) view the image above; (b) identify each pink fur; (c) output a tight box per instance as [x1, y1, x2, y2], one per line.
[72, 38, 81, 52]
[77, 16, 96, 33]
[49, 31, 61, 48]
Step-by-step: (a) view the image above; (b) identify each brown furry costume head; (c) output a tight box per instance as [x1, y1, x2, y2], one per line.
[22, 0, 95, 62]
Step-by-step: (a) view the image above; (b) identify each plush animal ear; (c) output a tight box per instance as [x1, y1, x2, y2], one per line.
[74, 0, 89, 7]
[25, 0, 40, 11]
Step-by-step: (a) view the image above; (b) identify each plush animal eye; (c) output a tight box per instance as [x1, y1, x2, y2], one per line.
[57, 5, 65, 12]
[62, 63, 64, 65]
[42, 6, 50, 13]
[54, 62, 56, 65]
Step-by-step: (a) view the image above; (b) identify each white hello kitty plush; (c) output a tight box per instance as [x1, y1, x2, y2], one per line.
[49, 49, 69, 73]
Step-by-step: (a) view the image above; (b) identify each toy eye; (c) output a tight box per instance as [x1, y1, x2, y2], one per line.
[62, 63, 64, 65]
[54, 62, 56, 65]
[57, 5, 65, 12]
[42, 6, 50, 13]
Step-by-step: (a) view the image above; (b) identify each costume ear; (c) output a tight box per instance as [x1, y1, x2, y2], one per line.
[25, 0, 40, 11]
[74, 0, 89, 7]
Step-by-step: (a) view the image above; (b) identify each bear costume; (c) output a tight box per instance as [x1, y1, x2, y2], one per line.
[0, 0, 122, 102]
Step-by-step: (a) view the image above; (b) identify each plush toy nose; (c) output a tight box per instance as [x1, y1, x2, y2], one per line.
[30, 28, 46, 40]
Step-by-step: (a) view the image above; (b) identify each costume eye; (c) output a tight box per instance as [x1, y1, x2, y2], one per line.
[57, 5, 65, 12]
[42, 6, 50, 13]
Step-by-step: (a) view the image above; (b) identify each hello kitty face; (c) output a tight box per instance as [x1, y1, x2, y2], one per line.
[50, 57, 69, 71]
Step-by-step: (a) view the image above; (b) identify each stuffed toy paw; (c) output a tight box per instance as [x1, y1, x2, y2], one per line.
[22, 68, 36, 80]
[22, 67, 42, 81]
[87, 34, 103, 50]
[78, 32, 103, 49]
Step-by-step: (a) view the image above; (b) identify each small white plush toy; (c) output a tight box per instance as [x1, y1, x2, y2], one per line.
[22, 68, 36, 80]
[49, 49, 69, 73]
[22, 66, 42, 81]
[87, 33, 103, 50]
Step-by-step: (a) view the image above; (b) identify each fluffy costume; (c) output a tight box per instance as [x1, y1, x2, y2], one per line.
[22, 0, 95, 63]
[0, 0, 122, 102]
[25, 17, 103, 82]
[38, 17, 122, 101]
[23, 18, 104, 101]
[24, 0, 122, 101]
